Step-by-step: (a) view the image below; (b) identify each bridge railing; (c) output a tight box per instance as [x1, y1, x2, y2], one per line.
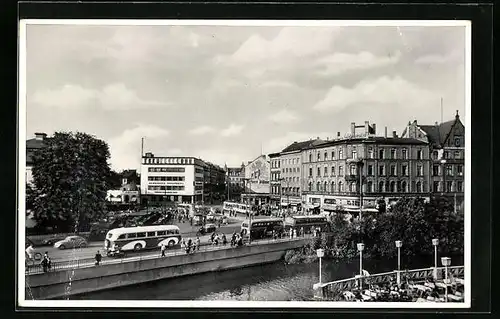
[25, 234, 314, 275]
[317, 265, 465, 300]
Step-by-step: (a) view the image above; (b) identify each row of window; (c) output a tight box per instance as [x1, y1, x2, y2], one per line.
[306, 180, 427, 193]
[148, 176, 185, 181]
[281, 167, 300, 174]
[144, 157, 194, 165]
[274, 176, 301, 184]
[195, 185, 203, 191]
[271, 157, 300, 168]
[306, 147, 424, 163]
[432, 164, 464, 177]
[308, 163, 425, 178]
[432, 150, 463, 160]
[195, 168, 204, 174]
[147, 186, 185, 191]
[115, 229, 180, 240]
[432, 181, 464, 192]
[148, 167, 186, 173]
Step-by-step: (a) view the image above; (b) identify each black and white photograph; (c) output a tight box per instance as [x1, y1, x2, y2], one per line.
[18, 19, 471, 308]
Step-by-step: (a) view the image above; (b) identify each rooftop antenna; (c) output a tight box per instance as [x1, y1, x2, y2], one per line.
[141, 137, 144, 157]
[440, 97, 443, 124]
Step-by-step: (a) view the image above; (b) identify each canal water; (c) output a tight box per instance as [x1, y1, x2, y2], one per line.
[74, 254, 463, 301]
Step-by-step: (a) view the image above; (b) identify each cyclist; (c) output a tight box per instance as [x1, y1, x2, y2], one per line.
[25, 244, 35, 265]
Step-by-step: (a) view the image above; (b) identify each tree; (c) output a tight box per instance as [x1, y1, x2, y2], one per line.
[30, 132, 111, 233]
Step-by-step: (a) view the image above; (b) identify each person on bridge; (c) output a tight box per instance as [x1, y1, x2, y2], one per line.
[95, 251, 102, 266]
[25, 244, 34, 261]
[161, 244, 167, 257]
[195, 236, 201, 251]
[222, 234, 227, 246]
[41, 252, 50, 272]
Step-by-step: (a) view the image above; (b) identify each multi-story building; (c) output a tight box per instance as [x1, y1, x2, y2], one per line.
[301, 121, 431, 215]
[225, 163, 245, 201]
[203, 162, 226, 204]
[242, 155, 271, 206]
[269, 138, 325, 210]
[26, 132, 49, 186]
[140, 153, 205, 206]
[401, 111, 465, 211]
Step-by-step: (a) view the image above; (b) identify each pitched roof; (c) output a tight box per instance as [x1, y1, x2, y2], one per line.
[281, 139, 326, 153]
[419, 119, 458, 146]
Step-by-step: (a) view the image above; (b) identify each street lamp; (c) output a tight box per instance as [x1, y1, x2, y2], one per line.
[440, 159, 447, 194]
[395, 240, 402, 286]
[316, 248, 325, 284]
[432, 238, 439, 279]
[441, 257, 452, 302]
[357, 243, 364, 289]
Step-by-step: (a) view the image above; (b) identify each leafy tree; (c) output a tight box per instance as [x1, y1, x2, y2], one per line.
[30, 132, 111, 233]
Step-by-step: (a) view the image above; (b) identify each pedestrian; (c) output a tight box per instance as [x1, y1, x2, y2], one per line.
[41, 252, 51, 272]
[95, 250, 102, 266]
[300, 227, 304, 237]
[196, 236, 201, 251]
[187, 238, 193, 253]
[161, 243, 166, 257]
[289, 229, 293, 239]
[25, 244, 34, 262]
[293, 229, 297, 238]
[222, 234, 227, 246]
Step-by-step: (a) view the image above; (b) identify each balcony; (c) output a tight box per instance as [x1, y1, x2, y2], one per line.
[346, 158, 363, 164]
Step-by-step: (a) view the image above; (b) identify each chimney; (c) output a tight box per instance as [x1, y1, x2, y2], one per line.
[392, 131, 397, 138]
[350, 122, 356, 135]
[435, 121, 439, 126]
[372, 123, 377, 135]
[364, 121, 369, 134]
[384, 127, 388, 138]
[413, 120, 417, 125]
[337, 132, 341, 137]
[456, 110, 460, 119]
[34, 132, 47, 141]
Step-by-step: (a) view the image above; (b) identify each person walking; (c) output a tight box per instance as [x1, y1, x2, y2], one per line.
[196, 236, 201, 251]
[293, 228, 297, 239]
[41, 252, 50, 272]
[222, 234, 227, 246]
[161, 243, 167, 257]
[95, 250, 102, 266]
[25, 244, 34, 264]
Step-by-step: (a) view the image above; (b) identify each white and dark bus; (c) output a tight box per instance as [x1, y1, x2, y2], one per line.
[223, 201, 251, 215]
[284, 215, 330, 234]
[241, 218, 284, 240]
[104, 225, 181, 254]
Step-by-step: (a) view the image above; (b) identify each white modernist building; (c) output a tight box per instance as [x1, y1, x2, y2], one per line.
[140, 153, 205, 206]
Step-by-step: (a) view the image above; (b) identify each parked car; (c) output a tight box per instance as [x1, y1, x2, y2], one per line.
[42, 236, 66, 246]
[54, 236, 88, 250]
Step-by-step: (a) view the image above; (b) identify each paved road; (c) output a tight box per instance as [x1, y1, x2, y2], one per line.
[33, 222, 243, 262]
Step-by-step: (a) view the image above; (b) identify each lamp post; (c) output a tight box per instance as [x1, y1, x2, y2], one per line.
[316, 248, 325, 284]
[357, 243, 364, 289]
[395, 240, 402, 286]
[432, 238, 439, 279]
[440, 159, 447, 195]
[441, 257, 451, 302]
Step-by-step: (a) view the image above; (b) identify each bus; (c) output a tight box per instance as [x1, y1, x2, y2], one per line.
[284, 215, 330, 234]
[241, 218, 284, 240]
[104, 225, 181, 255]
[223, 201, 251, 216]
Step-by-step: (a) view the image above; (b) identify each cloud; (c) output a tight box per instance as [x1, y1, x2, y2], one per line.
[268, 109, 300, 124]
[189, 125, 215, 135]
[316, 51, 402, 76]
[32, 83, 170, 110]
[414, 49, 463, 65]
[108, 124, 169, 170]
[32, 84, 96, 109]
[220, 124, 244, 137]
[265, 131, 332, 154]
[312, 76, 437, 113]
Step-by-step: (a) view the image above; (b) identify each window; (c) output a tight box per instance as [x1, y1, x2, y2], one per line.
[128, 233, 137, 239]
[349, 182, 356, 192]
[324, 181, 328, 192]
[402, 148, 408, 159]
[379, 165, 385, 176]
[401, 181, 408, 193]
[324, 152, 328, 161]
[390, 181, 396, 192]
[433, 165, 440, 176]
[338, 166, 344, 176]
[446, 165, 453, 176]
[432, 151, 438, 160]
[379, 149, 384, 159]
[402, 164, 408, 176]
[118, 234, 126, 240]
[157, 231, 166, 236]
[390, 165, 396, 176]
[317, 153, 321, 161]
[454, 137, 461, 147]
[338, 181, 344, 192]
[352, 149, 357, 159]
[317, 167, 321, 176]
[147, 232, 156, 237]
[457, 165, 463, 176]
[316, 182, 321, 191]
[417, 165, 423, 176]
[367, 181, 373, 193]
[446, 181, 453, 192]
[167, 229, 176, 235]
[349, 165, 357, 175]
[324, 166, 328, 176]
[331, 181, 336, 192]
[444, 151, 450, 159]
[417, 149, 423, 160]
[433, 181, 440, 192]
[137, 232, 146, 238]
[454, 151, 461, 159]
[332, 151, 336, 159]
[368, 148, 374, 159]
[457, 181, 463, 192]
[308, 182, 312, 191]
[339, 149, 344, 159]
[309, 167, 313, 177]
[331, 165, 336, 176]
[309, 153, 312, 162]
[390, 148, 396, 159]
[378, 181, 384, 192]
[367, 165, 373, 176]
[416, 181, 422, 193]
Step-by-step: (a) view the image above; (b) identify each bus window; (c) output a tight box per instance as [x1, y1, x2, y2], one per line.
[158, 231, 166, 236]
[175, 229, 180, 234]
[167, 229, 175, 235]
[118, 234, 126, 240]
[137, 233, 146, 238]
[147, 232, 156, 237]
[128, 233, 137, 239]
[242, 223, 248, 228]
[107, 233, 113, 238]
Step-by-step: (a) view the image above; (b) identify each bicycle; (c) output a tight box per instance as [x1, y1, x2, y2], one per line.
[25, 252, 42, 267]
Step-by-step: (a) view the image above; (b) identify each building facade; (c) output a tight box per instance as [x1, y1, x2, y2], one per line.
[401, 112, 465, 211]
[202, 162, 226, 204]
[140, 153, 205, 206]
[242, 155, 271, 206]
[301, 121, 431, 215]
[225, 164, 245, 201]
[26, 132, 49, 186]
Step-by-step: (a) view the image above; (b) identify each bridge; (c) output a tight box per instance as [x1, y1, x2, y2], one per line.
[313, 265, 464, 302]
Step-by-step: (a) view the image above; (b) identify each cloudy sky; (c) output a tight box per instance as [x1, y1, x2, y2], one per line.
[24, 22, 467, 171]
